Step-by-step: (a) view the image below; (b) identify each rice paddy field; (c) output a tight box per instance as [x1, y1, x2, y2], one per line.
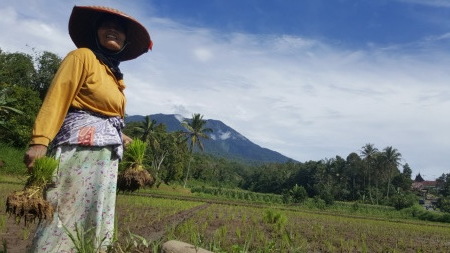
[1, 176, 450, 252]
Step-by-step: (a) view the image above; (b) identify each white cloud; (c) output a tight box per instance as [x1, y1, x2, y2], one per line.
[2, 0, 449, 180]
[193, 48, 214, 62]
[219, 131, 231, 140]
[120, 16, 450, 179]
[0, 6, 72, 55]
[174, 114, 184, 122]
[396, 0, 450, 7]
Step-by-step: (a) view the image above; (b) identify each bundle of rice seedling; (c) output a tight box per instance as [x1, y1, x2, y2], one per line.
[117, 139, 154, 192]
[6, 156, 58, 225]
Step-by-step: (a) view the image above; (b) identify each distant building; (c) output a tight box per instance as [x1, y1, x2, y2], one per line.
[412, 173, 437, 191]
[412, 173, 441, 209]
[414, 173, 425, 182]
[412, 180, 438, 191]
[412, 173, 440, 204]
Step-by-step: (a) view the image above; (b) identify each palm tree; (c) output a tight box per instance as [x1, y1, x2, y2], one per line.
[134, 116, 158, 142]
[360, 143, 378, 203]
[383, 146, 402, 198]
[181, 113, 213, 188]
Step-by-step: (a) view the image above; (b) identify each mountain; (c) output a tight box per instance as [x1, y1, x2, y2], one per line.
[125, 114, 292, 163]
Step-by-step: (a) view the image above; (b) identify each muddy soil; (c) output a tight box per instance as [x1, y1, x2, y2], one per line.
[1, 214, 37, 253]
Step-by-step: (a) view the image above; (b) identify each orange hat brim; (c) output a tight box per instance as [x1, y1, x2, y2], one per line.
[69, 5, 152, 61]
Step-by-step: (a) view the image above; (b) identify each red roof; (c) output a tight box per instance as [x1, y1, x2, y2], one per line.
[412, 181, 437, 190]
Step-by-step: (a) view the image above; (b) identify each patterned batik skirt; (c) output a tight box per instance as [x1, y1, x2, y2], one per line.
[29, 145, 118, 253]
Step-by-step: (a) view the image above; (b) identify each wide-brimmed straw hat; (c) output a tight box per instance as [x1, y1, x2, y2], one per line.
[69, 5, 153, 61]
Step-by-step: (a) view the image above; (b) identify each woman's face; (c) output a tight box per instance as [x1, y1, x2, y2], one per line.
[97, 19, 126, 51]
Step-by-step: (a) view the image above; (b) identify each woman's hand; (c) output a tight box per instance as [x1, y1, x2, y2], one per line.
[24, 144, 48, 172]
[122, 133, 133, 148]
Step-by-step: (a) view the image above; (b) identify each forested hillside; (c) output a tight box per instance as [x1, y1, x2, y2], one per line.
[126, 113, 292, 163]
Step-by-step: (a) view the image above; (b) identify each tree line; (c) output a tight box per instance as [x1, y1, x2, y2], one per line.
[0, 48, 61, 147]
[1, 47, 449, 212]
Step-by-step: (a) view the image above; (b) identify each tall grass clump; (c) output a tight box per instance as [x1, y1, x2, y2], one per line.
[263, 209, 288, 232]
[5, 156, 58, 225]
[117, 139, 154, 192]
[64, 223, 109, 253]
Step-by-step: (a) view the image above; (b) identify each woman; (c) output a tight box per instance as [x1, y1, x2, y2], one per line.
[23, 6, 152, 252]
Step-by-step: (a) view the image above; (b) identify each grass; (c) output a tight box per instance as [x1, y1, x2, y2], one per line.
[139, 182, 193, 196]
[0, 174, 24, 185]
[26, 156, 58, 187]
[119, 139, 147, 170]
[167, 203, 450, 252]
[1, 142, 450, 252]
[116, 193, 202, 210]
[0, 142, 27, 175]
[2, 177, 450, 252]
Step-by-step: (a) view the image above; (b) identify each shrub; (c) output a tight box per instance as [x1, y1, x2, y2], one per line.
[290, 184, 308, 203]
[437, 197, 450, 213]
[390, 193, 417, 210]
[320, 191, 334, 206]
[313, 196, 327, 210]
[0, 142, 26, 175]
[283, 184, 308, 204]
[351, 201, 361, 212]
[405, 204, 450, 223]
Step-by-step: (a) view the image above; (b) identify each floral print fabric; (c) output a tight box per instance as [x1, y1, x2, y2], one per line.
[29, 145, 118, 253]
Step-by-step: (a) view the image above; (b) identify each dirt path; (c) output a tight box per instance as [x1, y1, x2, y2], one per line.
[131, 203, 211, 242]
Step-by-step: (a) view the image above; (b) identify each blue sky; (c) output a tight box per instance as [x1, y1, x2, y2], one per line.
[147, 0, 450, 47]
[1, 0, 450, 180]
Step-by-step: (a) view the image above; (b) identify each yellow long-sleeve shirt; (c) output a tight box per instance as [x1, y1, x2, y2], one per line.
[31, 48, 126, 146]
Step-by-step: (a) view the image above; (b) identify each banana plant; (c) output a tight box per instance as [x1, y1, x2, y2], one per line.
[0, 87, 23, 126]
